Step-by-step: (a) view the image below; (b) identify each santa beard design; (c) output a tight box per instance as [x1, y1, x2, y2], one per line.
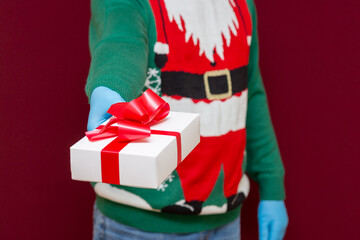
[163, 0, 240, 63]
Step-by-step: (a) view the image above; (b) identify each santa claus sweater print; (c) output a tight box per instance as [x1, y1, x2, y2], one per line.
[85, 0, 285, 233]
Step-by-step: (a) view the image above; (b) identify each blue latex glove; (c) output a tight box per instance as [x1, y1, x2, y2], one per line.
[87, 86, 125, 131]
[258, 200, 289, 240]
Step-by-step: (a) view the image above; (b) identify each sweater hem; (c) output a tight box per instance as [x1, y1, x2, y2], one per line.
[96, 196, 241, 233]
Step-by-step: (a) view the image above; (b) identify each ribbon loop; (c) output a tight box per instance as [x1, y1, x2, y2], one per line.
[86, 89, 170, 142]
[137, 89, 170, 124]
[124, 99, 150, 124]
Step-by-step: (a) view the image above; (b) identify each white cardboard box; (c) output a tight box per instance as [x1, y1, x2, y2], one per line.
[70, 111, 200, 188]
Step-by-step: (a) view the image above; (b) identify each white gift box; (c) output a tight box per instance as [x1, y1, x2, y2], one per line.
[70, 111, 200, 188]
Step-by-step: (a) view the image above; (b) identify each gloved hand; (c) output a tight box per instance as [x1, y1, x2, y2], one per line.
[258, 200, 288, 240]
[87, 86, 125, 131]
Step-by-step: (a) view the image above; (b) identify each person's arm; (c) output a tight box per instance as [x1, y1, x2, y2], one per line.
[85, 0, 151, 130]
[245, 0, 288, 239]
[85, 0, 150, 102]
[246, 0, 285, 200]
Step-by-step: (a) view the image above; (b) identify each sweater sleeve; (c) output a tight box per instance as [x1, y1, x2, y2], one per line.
[245, 0, 285, 200]
[85, 0, 150, 101]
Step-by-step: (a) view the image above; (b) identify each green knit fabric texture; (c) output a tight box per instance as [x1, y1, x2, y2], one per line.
[85, 0, 157, 101]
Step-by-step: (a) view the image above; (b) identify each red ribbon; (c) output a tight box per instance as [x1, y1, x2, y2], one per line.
[85, 89, 181, 185]
[86, 89, 170, 142]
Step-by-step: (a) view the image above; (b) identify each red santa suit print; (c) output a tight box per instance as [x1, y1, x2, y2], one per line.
[150, 0, 253, 214]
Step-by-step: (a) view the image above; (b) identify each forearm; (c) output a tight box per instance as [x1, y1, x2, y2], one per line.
[246, 76, 285, 200]
[85, 0, 150, 101]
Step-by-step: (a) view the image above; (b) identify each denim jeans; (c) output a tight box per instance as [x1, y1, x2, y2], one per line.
[93, 205, 240, 240]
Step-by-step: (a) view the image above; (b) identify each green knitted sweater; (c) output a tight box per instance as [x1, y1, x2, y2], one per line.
[85, 0, 285, 233]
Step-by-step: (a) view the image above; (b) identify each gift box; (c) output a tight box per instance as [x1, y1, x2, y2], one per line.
[70, 90, 200, 189]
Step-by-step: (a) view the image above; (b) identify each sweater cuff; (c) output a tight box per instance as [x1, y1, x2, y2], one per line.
[257, 174, 285, 200]
[85, 74, 141, 102]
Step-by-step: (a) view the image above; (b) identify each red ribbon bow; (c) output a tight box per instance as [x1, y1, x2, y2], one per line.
[86, 89, 170, 142]
[84, 89, 182, 185]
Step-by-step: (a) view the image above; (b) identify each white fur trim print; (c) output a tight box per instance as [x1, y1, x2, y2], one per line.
[162, 90, 248, 137]
[94, 183, 158, 212]
[237, 173, 250, 198]
[247, 35, 252, 46]
[154, 42, 170, 54]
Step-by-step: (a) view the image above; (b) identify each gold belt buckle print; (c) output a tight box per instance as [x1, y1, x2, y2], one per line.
[203, 69, 232, 100]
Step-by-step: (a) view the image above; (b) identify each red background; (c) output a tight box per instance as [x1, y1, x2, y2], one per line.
[0, 0, 359, 239]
